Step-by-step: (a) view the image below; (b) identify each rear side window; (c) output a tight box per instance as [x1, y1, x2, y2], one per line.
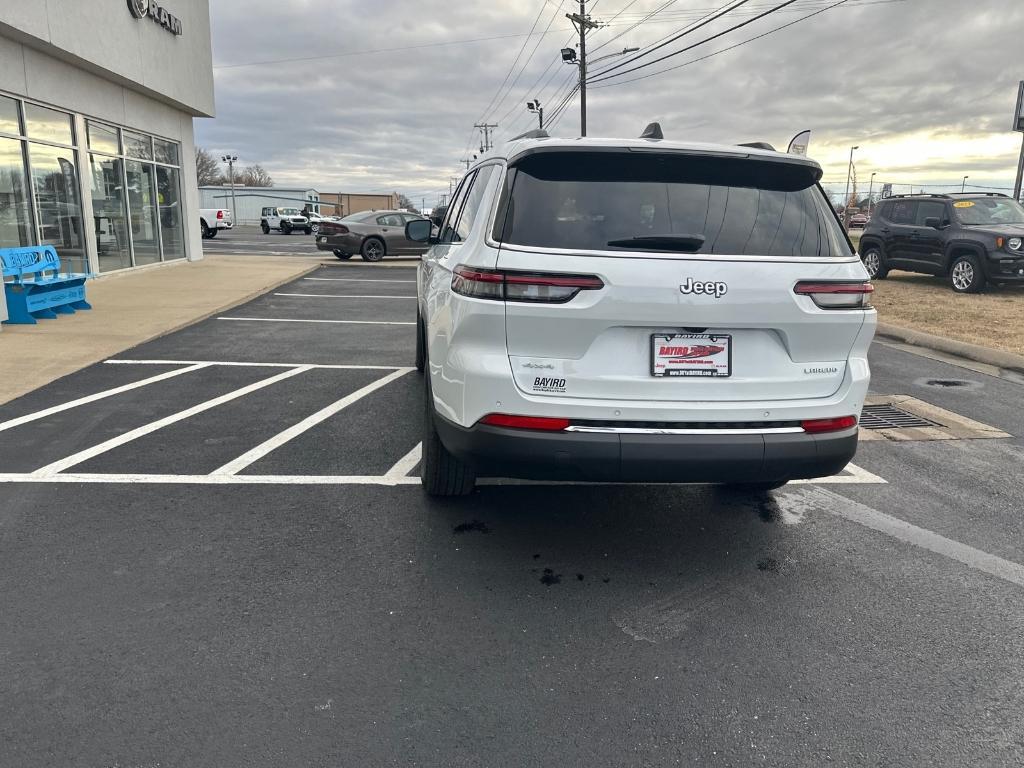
[495, 151, 852, 258]
[440, 171, 476, 244]
[888, 200, 915, 225]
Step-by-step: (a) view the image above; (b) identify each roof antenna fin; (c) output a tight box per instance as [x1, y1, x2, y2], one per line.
[639, 122, 663, 140]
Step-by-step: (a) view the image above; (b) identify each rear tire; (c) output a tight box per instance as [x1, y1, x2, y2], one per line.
[361, 237, 385, 262]
[261, 221, 270, 234]
[207, 229, 217, 239]
[333, 250, 353, 260]
[201, 221, 211, 239]
[421, 373, 475, 497]
[304, 228, 312, 235]
[949, 253, 986, 293]
[861, 245, 888, 279]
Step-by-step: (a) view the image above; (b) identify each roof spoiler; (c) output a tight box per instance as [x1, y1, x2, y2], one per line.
[737, 141, 777, 151]
[640, 122, 664, 140]
[510, 128, 550, 141]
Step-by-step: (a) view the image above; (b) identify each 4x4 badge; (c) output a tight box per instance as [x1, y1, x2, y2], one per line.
[680, 278, 728, 298]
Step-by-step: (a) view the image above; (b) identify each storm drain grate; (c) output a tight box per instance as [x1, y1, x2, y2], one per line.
[860, 404, 939, 430]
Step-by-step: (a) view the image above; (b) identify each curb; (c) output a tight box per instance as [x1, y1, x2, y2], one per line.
[876, 322, 1024, 375]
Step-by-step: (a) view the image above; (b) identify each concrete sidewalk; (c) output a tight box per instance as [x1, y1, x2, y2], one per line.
[0, 255, 322, 405]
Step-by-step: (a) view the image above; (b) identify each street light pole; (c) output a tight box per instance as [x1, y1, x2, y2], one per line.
[867, 172, 876, 216]
[527, 100, 544, 130]
[961, 175, 969, 193]
[842, 145, 859, 227]
[221, 154, 238, 223]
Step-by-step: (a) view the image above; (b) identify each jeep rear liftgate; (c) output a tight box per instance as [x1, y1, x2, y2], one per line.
[492, 149, 870, 403]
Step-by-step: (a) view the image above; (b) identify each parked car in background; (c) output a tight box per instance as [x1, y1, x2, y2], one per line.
[260, 207, 311, 235]
[316, 210, 430, 261]
[859, 193, 1024, 293]
[847, 212, 869, 229]
[199, 208, 233, 239]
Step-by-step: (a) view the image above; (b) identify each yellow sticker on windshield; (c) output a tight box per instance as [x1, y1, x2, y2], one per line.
[953, 201, 975, 208]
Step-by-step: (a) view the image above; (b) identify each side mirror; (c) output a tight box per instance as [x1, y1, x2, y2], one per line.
[406, 218, 433, 243]
[923, 217, 942, 229]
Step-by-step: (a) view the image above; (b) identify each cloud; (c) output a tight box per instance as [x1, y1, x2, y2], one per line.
[197, 0, 1024, 204]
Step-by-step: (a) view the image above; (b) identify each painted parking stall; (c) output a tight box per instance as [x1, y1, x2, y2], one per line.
[6, 264, 1024, 766]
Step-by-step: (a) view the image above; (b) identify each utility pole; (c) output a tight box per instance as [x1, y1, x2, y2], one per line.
[474, 123, 498, 153]
[567, 1, 601, 137]
[842, 145, 858, 227]
[221, 154, 238, 223]
[461, 158, 472, 170]
[867, 172, 876, 216]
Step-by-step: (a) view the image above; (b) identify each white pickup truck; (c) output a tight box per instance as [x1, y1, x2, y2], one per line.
[199, 208, 233, 239]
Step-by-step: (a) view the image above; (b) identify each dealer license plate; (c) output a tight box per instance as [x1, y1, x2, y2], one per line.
[651, 333, 732, 378]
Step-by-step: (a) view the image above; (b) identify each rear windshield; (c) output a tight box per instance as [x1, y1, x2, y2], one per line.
[495, 151, 852, 258]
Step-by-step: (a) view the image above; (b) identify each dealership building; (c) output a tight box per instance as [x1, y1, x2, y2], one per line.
[0, 1, 213, 278]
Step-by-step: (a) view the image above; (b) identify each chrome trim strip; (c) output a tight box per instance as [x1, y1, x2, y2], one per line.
[564, 426, 805, 435]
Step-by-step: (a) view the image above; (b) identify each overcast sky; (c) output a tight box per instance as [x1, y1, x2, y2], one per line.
[198, 0, 1024, 206]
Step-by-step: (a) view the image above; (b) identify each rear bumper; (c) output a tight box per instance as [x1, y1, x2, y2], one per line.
[434, 416, 858, 483]
[317, 234, 360, 253]
[215, 222, 233, 230]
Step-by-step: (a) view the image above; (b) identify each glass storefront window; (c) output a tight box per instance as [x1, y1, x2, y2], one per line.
[88, 122, 119, 155]
[89, 154, 131, 273]
[155, 165, 185, 260]
[0, 136, 32, 249]
[0, 96, 20, 137]
[123, 130, 153, 161]
[125, 160, 160, 266]
[24, 103, 74, 146]
[154, 138, 179, 165]
[28, 142, 85, 273]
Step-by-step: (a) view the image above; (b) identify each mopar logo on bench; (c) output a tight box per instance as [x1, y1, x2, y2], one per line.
[679, 278, 728, 298]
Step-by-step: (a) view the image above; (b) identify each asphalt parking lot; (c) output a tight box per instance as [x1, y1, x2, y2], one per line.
[4, 263, 1024, 766]
[203, 224, 334, 258]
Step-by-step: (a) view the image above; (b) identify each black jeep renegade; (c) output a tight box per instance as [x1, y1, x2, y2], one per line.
[859, 193, 1024, 293]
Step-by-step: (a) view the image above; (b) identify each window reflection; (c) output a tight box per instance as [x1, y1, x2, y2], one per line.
[88, 122, 119, 155]
[28, 142, 85, 273]
[156, 165, 184, 260]
[24, 103, 74, 146]
[89, 154, 131, 272]
[123, 130, 152, 161]
[126, 160, 160, 265]
[0, 96, 20, 136]
[0, 136, 32, 249]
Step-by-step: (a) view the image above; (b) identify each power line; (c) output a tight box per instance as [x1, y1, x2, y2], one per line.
[589, 0, 850, 89]
[589, 0, 682, 54]
[474, 0, 551, 124]
[587, 0, 758, 82]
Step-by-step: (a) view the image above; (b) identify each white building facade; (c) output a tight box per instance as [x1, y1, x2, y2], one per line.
[200, 186, 320, 225]
[0, 1, 214, 278]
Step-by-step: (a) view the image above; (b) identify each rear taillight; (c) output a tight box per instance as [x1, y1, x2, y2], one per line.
[801, 416, 858, 434]
[216, 210, 224, 219]
[479, 414, 570, 431]
[794, 281, 873, 309]
[452, 265, 603, 303]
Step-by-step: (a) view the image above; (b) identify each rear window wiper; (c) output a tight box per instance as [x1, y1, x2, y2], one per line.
[606, 234, 706, 252]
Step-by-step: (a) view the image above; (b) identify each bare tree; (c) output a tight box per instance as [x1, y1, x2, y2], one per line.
[195, 147, 223, 186]
[395, 192, 418, 213]
[240, 164, 274, 187]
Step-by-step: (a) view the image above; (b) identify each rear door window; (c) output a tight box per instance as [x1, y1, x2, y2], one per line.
[495, 151, 851, 257]
[888, 200, 916, 225]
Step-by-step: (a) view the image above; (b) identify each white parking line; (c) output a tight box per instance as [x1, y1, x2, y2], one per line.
[0, 363, 211, 434]
[304, 277, 416, 284]
[383, 443, 423, 480]
[32, 366, 313, 477]
[212, 368, 414, 475]
[218, 317, 415, 326]
[0, 463, 882, 486]
[274, 293, 417, 299]
[106, 359, 406, 370]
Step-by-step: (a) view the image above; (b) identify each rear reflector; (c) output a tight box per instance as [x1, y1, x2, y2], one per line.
[479, 413, 570, 431]
[794, 281, 873, 309]
[801, 415, 858, 434]
[453, 265, 603, 303]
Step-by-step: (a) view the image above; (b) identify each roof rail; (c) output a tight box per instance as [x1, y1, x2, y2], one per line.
[737, 141, 776, 151]
[886, 192, 1010, 200]
[509, 128, 550, 142]
[639, 122, 663, 140]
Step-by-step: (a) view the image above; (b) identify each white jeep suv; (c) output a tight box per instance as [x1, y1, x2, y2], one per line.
[406, 128, 876, 496]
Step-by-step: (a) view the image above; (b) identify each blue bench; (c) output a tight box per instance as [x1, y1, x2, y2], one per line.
[1, 246, 91, 325]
